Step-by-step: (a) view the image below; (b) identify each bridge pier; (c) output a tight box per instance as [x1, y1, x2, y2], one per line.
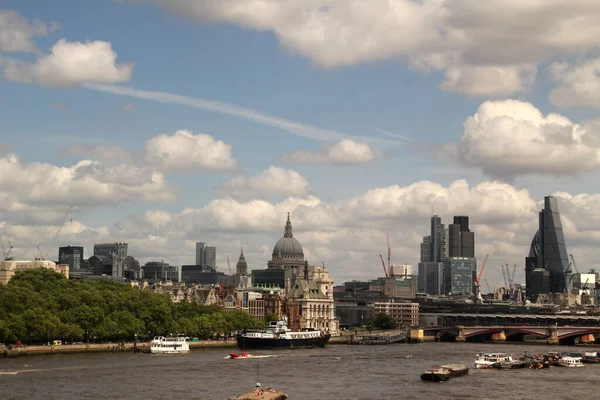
[547, 326, 559, 345]
[455, 327, 466, 342]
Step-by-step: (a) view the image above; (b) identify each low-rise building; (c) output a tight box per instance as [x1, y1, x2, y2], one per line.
[0, 260, 69, 284]
[373, 300, 419, 327]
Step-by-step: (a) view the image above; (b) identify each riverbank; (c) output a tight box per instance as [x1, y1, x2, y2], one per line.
[0, 339, 238, 358]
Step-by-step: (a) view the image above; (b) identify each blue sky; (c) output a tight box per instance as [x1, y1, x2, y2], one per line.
[2, 1, 600, 288]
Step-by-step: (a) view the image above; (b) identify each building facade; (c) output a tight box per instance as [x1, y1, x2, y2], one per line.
[93, 242, 128, 258]
[204, 246, 217, 269]
[526, 196, 571, 295]
[58, 246, 84, 270]
[195, 242, 205, 266]
[444, 257, 475, 295]
[0, 260, 69, 284]
[373, 301, 419, 327]
[448, 216, 475, 258]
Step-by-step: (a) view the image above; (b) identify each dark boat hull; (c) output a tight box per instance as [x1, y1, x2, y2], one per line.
[237, 334, 331, 349]
[420, 372, 450, 382]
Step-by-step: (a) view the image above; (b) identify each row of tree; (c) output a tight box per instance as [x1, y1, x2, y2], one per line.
[0, 269, 266, 344]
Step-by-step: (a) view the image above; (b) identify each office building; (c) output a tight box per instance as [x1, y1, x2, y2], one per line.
[448, 216, 475, 258]
[58, 246, 84, 270]
[418, 215, 446, 295]
[526, 196, 571, 295]
[204, 246, 216, 269]
[93, 242, 128, 258]
[444, 257, 475, 295]
[195, 242, 205, 266]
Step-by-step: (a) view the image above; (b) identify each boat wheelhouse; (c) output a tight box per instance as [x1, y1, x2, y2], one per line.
[474, 353, 514, 369]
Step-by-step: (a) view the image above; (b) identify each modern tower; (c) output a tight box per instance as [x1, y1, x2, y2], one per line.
[418, 215, 446, 295]
[203, 246, 217, 269]
[195, 242, 205, 265]
[448, 216, 475, 258]
[526, 196, 570, 295]
[58, 246, 84, 270]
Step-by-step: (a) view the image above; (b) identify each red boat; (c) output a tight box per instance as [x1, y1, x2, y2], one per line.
[230, 352, 249, 359]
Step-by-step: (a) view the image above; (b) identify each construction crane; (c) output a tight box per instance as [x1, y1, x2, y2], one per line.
[379, 255, 389, 278]
[386, 233, 391, 276]
[510, 264, 517, 291]
[502, 264, 509, 290]
[484, 279, 492, 294]
[474, 254, 489, 303]
[37, 206, 73, 260]
[226, 254, 232, 275]
[0, 234, 14, 261]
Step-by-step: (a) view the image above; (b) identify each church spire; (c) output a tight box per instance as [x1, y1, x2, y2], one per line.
[284, 212, 293, 238]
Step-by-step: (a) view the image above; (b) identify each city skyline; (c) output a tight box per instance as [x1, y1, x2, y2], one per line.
[2, 3, 600, 289]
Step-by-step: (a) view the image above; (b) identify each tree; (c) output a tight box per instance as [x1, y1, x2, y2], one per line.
[372, 313, 397, 330]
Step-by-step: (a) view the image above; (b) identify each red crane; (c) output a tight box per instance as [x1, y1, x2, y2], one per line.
[379, 255, 389, 278]
[475, 254, 489, 299]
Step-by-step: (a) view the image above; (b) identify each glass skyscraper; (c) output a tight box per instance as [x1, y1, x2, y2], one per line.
[526, 196, 570, 294]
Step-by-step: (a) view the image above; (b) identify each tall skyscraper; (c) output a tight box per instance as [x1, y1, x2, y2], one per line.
[448, 216, 475, 258]
[526, 196, 570, 295]
[204, 246, 217, 269]
[195, 242, 205, 265]
[418, 215, 446, 295]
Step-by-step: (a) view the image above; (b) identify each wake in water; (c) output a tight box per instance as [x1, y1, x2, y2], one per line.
[224, 354, 283, 359]
[0, 365, 87, 375]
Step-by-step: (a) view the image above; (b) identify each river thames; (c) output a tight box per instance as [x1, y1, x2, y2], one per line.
[1, 342, 598, 399]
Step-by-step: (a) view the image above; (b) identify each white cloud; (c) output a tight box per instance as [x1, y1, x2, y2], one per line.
[144, 130, 238, 173]
[146, 0, 600, 97]
[6, 175, 600, 288]
[444, 99, 600, 180]
[84, 84, 399, 146]
[4, 38, 133, 87]
[0, 153, 175, 208]
[0, 9, 57, 53]
[277, 139, 379, 165]
[219, 166, 310, 200]
[549, 57, 600, 109]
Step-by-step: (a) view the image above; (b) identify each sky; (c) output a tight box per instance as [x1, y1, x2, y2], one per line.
[2, 1, 600, 290]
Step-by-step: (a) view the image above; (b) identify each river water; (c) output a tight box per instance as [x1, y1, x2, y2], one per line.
[1, 343, 597, 399]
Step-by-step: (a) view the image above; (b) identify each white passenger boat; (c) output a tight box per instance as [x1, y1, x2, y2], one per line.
[474, 353, 514, 369]
[150, 336, 190, 354]
[558, 356, 584, 368]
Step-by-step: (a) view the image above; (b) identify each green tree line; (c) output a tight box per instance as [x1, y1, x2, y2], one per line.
[0, 268, 266, 344]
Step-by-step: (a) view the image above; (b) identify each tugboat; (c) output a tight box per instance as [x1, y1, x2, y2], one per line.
[229, 351, 249, 359]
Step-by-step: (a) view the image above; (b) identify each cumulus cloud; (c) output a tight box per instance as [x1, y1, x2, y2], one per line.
[444, 99, 600, 180]
[219, 166, 310, 200]
[146, 0, 600, 97]
[144, 129, 238, 173]
[0, 9, 58, 53]
[0, 153, 175, 208]
[549, 57, 600, 109]
[277, 139, 379, 165]
[6, 175, 600, 288]
[4, 38, 133, 87]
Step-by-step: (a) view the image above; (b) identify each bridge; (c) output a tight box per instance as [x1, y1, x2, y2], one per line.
[410, 325, 600, 345]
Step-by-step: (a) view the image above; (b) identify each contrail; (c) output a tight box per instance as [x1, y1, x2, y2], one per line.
[83, 84, 401, 146]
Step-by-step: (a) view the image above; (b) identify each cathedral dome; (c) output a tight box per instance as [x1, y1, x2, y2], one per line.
[272, 214, 304, 258]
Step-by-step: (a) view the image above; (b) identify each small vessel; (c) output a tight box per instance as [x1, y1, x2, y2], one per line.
[474, 353, 514, 369]
[420, 366, 451, 382]
[441, 364, 469, 377]
[558, 355, 584, 368]
[237, 321, 331, 350]
[150, 336, 190, 354]
[582, 351, 600, 363]
[492, 360, 527, 369]
[230, 352, 249, 359]
[230, 384, 288, 400]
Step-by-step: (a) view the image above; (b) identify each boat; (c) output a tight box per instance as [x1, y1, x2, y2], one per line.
[230, 352, 249, 359]
[582, 351, 600, 363]
[558, 355, 584, 368]
[150, 336, 190, 354]
[236, 321, 331, 349]
[474, 353, 515, 369]
[492, 360, 527, 369]
[441, 364, 469, 377]
[420, 366, 451, 382]
[229, 385, 288, 400]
